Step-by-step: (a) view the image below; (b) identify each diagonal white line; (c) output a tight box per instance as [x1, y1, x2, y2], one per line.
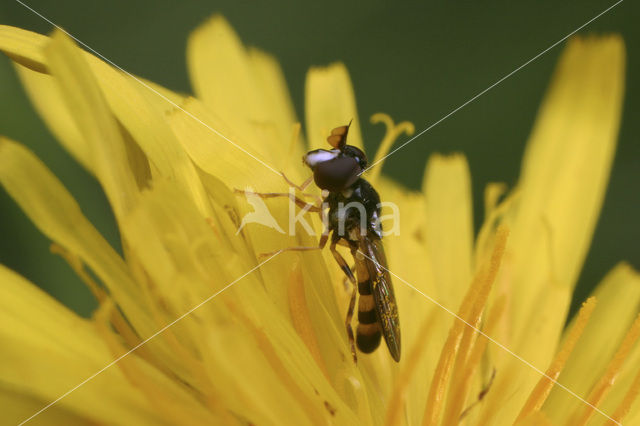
[15, 0, 281, 176]
[358, 250, 620, 424]
[18, 251, 282, 426]
[362, 0, 625, 174]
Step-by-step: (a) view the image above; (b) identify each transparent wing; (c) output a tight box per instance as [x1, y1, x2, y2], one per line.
[360, 235, 401, 361]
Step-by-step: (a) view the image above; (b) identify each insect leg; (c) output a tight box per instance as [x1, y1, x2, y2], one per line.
[281, 172, 313, 192]
[330, 241, 357, 363]
[234, 188, 321, 212]
[259, 233, 329, 258]
[341, 263, 357, 291]
[330, 245, 356, 283]
[459, 368, 497, 420]
[280, 172, 324, 207]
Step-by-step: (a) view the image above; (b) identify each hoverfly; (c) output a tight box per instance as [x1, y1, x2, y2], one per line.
[241, 122, 401, 362]
[303, 123, 400, 362]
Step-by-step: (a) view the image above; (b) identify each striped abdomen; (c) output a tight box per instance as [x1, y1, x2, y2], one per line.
[355, 259, 382, 353]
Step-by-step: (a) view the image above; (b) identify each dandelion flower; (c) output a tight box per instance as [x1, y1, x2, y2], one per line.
[0, 15, 638, 426]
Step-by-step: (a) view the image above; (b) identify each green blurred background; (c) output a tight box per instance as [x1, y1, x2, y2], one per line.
[0, 1, 638, 319]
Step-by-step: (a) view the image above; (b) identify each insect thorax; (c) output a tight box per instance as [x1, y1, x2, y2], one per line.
[326, 178, 383, 243]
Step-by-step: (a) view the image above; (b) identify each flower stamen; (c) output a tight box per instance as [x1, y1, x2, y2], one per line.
[51, 242, 156, 361]
[422, 226, 509, 426]
[287, 262, 329, 379]
[367, 113, 414, 184]
[444, 295, 507, 424]
[227, 298, 329, 425]
[606, 363, 640, 425]
[94, 301, 218, 425]
[384, 310, 438, 426]
[570, 313, 640, 425]
[515, 296, 597, 423]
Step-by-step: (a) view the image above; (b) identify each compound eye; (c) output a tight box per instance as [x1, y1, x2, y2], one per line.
[342, 145, 368, 169]
[313, 155, 361, 192]
[303, 149, 339, 168]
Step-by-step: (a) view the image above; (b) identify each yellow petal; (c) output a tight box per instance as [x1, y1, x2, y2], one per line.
[93, 302, 219, 425]
[288, 262, 329, 378]
[480, 283, 571, 425]
[422, 226, 508, 426]
[248, 47, 304, 169]
[167, 98, 338, 326]
[80, 55, 213, 216]
[506, 35, 625, 338]
[44, 29, 138, 219]
[132, 177, 356, 393]
[385, 309, 440, 426]
[2, 26, 187, 189]
[374, 178, 445, 424]
[422, 153, 474, 310]
[0, 25, 48, 73]
[605, 364, 640, 425]
[594, 312, 640, 425]
[0, 265, 165, 426]
[443, 296, 506, 425]
[15, 62, 153, 192]
[570, 313, 640, 425]
[118, 179, 252, 390]
[134, 75, 185, 109]
[0, 137, 152, 336]
[378, 179, 436, 304]
[484, 36, 625, 425]
[187, 15, 291, 164]
[187, 15, 260, 124]
[201, 324, 341, 425]
[232, 271, 368, 423]
[167, 96, 280, 190]
[515, 411, 553, 426]
[305, 63, 364, 151]
[119, 181, 359, 422]
[516, 297, 597, 422]
[0, 26, 95, 177]
[121, 179, 248, 308]
[543, 263, 640, 424]
[14, 63, 89, 170]
[0, 389, 93, 426]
